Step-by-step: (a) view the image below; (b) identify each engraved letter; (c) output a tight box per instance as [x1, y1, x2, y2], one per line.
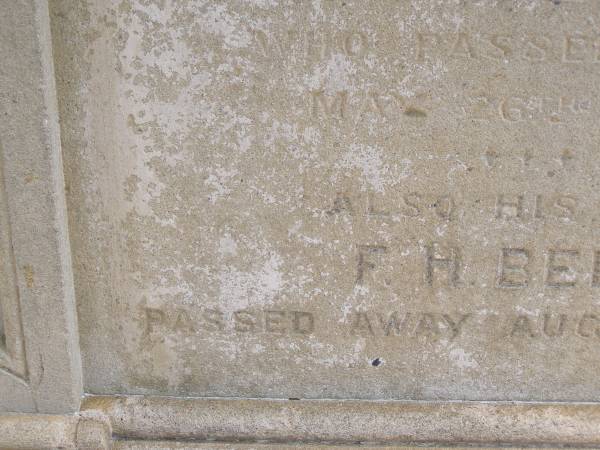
[577, 314, 600, 338]
[546, 249, 579, 287]
[534, 194, 545, 218]
[402, 192, 421, 217]
[174, 309, 196, 334]
[327, 192, 353, 216]
[425, 242, 462, 287]
[496, 194, 524, 219]
[203, 309, 225, 332]
[292, 311, 314, 334]
[306, 30, 331, 61]
[524, 37, 550, 62]
[358, 91, 387, 118]
[415, 313, 441, 336]
[468, 96, 494, 121]
[144, 307, 166, 334]
[351, 312, 374, 335]
[343, 31, 368, 57]
[415, 32, 440, 61]
[356, 245, 387, 285]
[497, 248, 530, 288]
[563, 35, 587, 62]
[500, 97, 528, 122]
[367, 193, 390, 218]
[311, 90, 347, 119]
[441, 313, 470, 339]
[434, 194, 454, 220]
[451, 32, 476, 58]
[234, 310, 257, 332]
[553, 195, 577, 219]
[511, 315, 536, 337]
[592, 250, 600, 287]
[543, 313, 567, 337]
[265, 310, 286, 333]
[377, 311, 410, 336]
[489, 34, 512, 59]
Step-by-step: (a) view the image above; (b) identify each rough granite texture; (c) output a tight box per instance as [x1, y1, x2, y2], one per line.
[49, 0, 600, 400]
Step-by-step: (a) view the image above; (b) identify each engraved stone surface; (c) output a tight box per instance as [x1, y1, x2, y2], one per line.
[50, 0, 600, 400]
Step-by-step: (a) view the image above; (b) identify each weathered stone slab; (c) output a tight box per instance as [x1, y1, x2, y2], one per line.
[50, 0, 600, 401]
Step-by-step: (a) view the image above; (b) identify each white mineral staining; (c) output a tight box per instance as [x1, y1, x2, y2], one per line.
[448, 347, 479, 370]
[337, 144, 411, 193]
[217, 252, 284, 313]
[204, 167, 239, 204]
[198, 3, 251, 49]
[218, 234, 238, 257]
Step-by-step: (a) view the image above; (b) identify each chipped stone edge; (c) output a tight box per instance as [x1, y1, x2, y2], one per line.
[79, 395, 600, 447]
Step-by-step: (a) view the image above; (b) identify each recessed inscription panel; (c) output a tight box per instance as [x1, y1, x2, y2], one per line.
[58, 0, 600, 400]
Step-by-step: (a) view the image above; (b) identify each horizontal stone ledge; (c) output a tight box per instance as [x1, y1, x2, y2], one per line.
[0, 410, 111, 449]
[82, 395, 600, 446]
[112, 441, 592, 450]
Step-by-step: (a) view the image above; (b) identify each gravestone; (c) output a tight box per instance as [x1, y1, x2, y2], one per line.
[56, 0, 600, 401]
[3, 0, 600, 448]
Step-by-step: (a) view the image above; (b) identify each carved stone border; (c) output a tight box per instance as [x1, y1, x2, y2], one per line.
[0, 0, 82, 413]
[3, 396, 600, 448]
[82, 395, 600, 447]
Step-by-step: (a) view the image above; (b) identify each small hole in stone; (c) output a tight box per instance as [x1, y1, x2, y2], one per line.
[289, 397, 300, 401]
[371, 357, 382, 367]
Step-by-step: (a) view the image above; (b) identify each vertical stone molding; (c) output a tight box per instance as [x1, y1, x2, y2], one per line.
[0, 0, 82, 413]
[0, 156, 26, 380]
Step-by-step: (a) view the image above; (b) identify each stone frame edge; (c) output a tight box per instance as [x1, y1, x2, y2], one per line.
[4, 396, 600, 448]
[0, 0, 83, 413]
[82, 395, 600, 447]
